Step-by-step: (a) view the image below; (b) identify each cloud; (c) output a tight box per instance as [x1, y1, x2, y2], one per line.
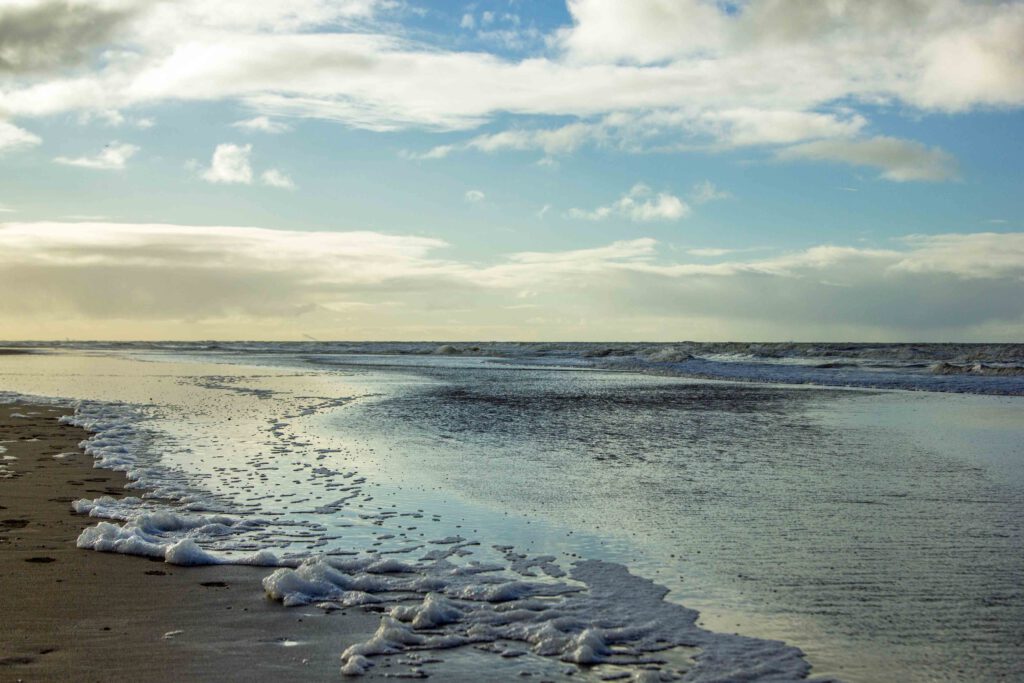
[77, 109, 154, 129]
[412, 109, 868, 161]
[232, 116, 292, 134]
[569, 184, 690, 222]
[0, 222, 1021, 339]
[55, 141, 139, 170]
[776, 136, 959, 182]
[201, 143, 253, 184]
[893, 232, 1024, 279]
[557, 0, 1024, 116]
[464, 189, 485, 203]
[558, 0, 726, 64]
[0, 0, 138, 74]
[690, 180, 730, 205]
[146, 0, 384, 34]
[693, 109, 867, 148]
[467, 122, 596, 155]
[0, 0, 1018, 154]
[261, 168, 296, 189]
[0, 221, 453, 324]
[200, 143, 293, 188]
[686, 248, 735, 257]
[404, 144, 454, 160]
[418, 122, 598, 160]
[0, 120, 41, 153]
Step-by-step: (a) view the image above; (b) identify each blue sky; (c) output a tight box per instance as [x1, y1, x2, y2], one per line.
[0, 0, 1022, 340]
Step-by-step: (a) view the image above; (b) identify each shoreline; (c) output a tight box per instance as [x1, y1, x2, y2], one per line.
[0, 402, 380, 682]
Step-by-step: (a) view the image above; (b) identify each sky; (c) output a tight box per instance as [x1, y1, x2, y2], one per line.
[0, 0, 1022, 342]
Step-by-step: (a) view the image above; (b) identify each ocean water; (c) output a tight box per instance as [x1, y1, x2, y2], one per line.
[8, 340, 1022, 395]
[1, 344, 1022, 681]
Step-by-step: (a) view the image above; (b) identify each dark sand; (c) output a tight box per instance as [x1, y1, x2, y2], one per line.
[0, 403, 381, 682]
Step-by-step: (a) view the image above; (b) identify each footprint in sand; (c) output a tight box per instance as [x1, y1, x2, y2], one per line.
[0, 519, 29, 531]
[0, 656, 36, 666]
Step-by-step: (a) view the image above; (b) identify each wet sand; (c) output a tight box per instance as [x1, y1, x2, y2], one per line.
[0, 403, 380, 682]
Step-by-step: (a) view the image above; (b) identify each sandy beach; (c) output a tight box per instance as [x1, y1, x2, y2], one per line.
[0, 403, 379, 682]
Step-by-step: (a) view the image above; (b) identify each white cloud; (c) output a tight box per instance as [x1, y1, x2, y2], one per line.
[413, 109, 868, 161]
[558, 0, 726, 64]
[459, 13, 475, 30]
[403, 144, 455, 160]
[261, 168, 295, 189]
[464, 189, 485, 203]
[569, 184, 690, 222]
[55, 141, 139, 170]
[0, 203, 15, 213]
[0, 120, 41, 153]
[0, 0, 1016, 195]
[147, 0, 385, 34]
[0, 0, 1017, 149]
[78, 109, 154, 129]
[62, 214, 110, 221]
[693, 109, 867, 148]
[232, 116, 292, 134]
[777, 136, 959, 182]
[199, 143, 293, 187]
[202, 143, 253, 184]
[557, 0, 1024, 115]
[417, 122, 575, 159]
[470, 122, 596, 155]
[686, 248, 735, 258]
[0, 221, 1021, 339]
[690, 180, 730, 205]
[893, 232, 1024, 279]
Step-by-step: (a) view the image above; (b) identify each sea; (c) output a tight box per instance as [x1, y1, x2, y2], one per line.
[1, 341, 1022, 681]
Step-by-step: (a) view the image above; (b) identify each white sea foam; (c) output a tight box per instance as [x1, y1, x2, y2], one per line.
[391, 592, 463, 629]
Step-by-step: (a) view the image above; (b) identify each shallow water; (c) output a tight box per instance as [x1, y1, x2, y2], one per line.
[321, 358, 1024, 681]
[1, 349, 1021, 681]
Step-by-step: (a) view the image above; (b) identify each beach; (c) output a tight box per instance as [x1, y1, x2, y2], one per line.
[0, 403, 380, 682]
